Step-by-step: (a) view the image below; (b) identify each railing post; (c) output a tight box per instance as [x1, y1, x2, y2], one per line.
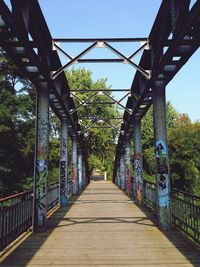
[125, 139, 131, 196]
[72, 136, 78, 195]
[153, 81, 171, 230]
[120, 150, 125, 190]
[59, 118, 68, 206]
[78, 149, 83, 191]
[33, 86, 49, 231]
[134, 119, 144, 205]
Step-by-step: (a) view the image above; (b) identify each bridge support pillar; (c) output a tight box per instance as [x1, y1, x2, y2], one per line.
[82, 160, 86, 188]
[78, 149, 83, 191]
[33, 86, 49, 231]
[134, 120, 143, 205]
[59, 118, 68, 206]
[120, 151, 125, 190]
[117, 165, 120, 187]
[72, 136, 78, 195]
[153, 81, 171, 230]
[125, 140, 131, 196]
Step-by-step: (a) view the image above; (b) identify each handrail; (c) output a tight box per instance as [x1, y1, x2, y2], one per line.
[0, 182, 60, 251]
[0, 190, 32, 202]
[138, 180, 200, 245]
[172, 188, 200, 200]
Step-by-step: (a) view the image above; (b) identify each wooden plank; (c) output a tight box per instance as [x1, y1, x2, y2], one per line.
[1, 181, 200, 266]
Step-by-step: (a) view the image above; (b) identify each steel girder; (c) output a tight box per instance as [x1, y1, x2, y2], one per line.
[114, 0, 200, 179]
[0, 0, 87, 151]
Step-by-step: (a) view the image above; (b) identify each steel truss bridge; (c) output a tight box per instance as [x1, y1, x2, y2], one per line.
[0, 0, 200, 265]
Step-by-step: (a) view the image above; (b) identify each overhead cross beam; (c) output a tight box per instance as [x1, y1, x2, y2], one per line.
[69, 90, 132, 117]
[52, 38, 150, 80]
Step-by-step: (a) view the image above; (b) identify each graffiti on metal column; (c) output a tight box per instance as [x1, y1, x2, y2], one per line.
[62, 137, 67, 157]
[36, 116, 49, 226]
[120, 158, 125, 190]
[60, 135, 68, 200]
[72, 166, 77, 194]
[156, 140, 169, 207]
[134, 152, 143, 202]
[38, 118, 48, 144]
[60, 160, 67, 196]
[125, 146, 131, 196]
[126, 169, 131, 196]
[36, 158, 47, 226]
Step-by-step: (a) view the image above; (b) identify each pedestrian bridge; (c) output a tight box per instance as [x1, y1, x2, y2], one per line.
[0, 0, 200, 266]
[1, 180, 200, 266]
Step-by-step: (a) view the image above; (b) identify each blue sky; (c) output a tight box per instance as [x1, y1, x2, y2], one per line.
[5, 0, 200, 121]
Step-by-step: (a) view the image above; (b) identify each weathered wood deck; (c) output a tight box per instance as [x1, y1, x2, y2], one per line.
[1, 180, 200, 266]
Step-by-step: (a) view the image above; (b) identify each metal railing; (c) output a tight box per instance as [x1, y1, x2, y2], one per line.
[141, 180, 200, 245]
[47, 182, 59, 211]
[143, 180, 156, 210]
[0, 190, 33, 251]
[171, 188, 200, 244]
[0, 182, 60, 251]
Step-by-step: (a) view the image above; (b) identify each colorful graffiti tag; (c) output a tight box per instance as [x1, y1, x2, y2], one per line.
[36, 115, 49, 227]
[125, 144, 131, 196]
[36, 158, 47, 226]
[60, 134, 68, 205]
[134, 152, 143, 204]
[155, 140, 169, 208]
[72, 166, 78, 195]
[60, 160, 67, 195]
[120, 156, 125, 190]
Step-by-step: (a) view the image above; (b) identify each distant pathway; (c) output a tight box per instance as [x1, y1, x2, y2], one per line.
[1, 180, 200, 266]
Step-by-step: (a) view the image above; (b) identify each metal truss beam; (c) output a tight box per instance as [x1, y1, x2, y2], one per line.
[52, 39, 149, 79]
[114, 0, 200, 183]
[53, 38, 148, 43]
[0, 0, 84, 148]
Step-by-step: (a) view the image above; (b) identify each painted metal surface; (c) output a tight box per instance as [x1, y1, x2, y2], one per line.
[82, 160, 86, 188]
[47, 183, 59, 211]
[134, 120, 143, 205]
[117, 167, 120, 187]
[120, 152, 125, 190]
[59, 119, 68, 206]
[153, 81, 171, 230]
[78, 150, 83, 191]
[72, 136, 78, 196]
[34, 87, 49, 231]
[125, 140, 131, 196]
[0, 191, 33, 251]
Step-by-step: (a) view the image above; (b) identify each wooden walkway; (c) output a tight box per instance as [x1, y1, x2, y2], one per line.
[1, 180, 200, 266]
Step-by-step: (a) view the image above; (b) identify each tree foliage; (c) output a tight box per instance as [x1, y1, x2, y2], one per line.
[0, 49, 35, 196]
[141, 102, 200, 194]
[0, 48, 200, 197]
[168, 121, 200, 194]
[66, 68, 119, 178]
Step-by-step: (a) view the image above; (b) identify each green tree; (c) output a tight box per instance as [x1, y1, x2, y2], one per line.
[141, 102, 179, 182]
[169, 121, 200, 194]
[66, 67, 119, 178]
[0, 50, 35, 196]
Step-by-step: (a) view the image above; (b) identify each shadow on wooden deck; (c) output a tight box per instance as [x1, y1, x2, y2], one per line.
[0, 181, 200, 266]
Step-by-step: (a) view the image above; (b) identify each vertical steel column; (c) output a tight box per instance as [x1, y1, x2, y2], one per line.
[82, 160, 86, 188]
[120, 151, 125, 190]
[78, 149, 83, 191]
[59, 118, 68, 206]
[33, 86, 49, 231]
[72, 136, 78, 195]
[134, 120, 143, 205]
[117, 165, 120, 187]
[153, 81, 171, 230]
[125, 140, 131, 196]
